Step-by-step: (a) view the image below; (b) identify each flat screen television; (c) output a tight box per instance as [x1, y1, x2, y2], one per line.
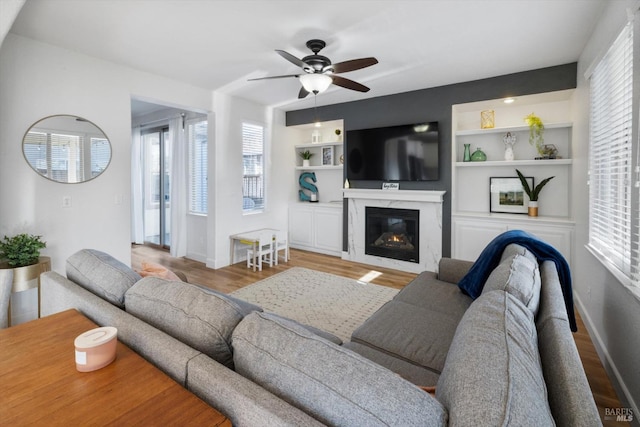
[346, 121, 439, 182]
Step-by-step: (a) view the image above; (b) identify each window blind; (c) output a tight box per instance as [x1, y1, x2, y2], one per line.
[23, 130, 84, 182]
[588, 19, 637, 288]
[187, 119, 208, 214]
[242, 122, 265, 212]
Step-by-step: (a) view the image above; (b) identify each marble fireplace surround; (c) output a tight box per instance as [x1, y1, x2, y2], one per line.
[343, 189, 445, 274]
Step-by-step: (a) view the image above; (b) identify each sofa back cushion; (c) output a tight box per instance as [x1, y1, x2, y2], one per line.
[66, 249, 141, 308]
[436, 290, 554, 426]
[232, 311, 448, 427]
[125, 277, 258, 368]
[483, 252, 541, 315]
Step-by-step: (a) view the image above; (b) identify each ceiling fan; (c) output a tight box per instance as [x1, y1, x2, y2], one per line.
[249, 39, 378, 99]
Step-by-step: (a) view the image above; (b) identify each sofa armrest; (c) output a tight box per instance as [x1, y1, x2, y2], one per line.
[438, 258, 474, 284]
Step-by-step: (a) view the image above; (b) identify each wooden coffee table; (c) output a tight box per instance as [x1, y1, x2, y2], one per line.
[0, 309, 231, 426]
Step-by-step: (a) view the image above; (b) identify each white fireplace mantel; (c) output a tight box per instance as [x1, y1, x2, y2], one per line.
[343, 189, 446, 273]
[343, 189, 446, 203]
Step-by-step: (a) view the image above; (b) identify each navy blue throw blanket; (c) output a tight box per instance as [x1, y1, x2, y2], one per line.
[457, 230, 576, 332]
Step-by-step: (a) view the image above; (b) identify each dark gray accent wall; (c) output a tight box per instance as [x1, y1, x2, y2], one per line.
[286, 63, 577, 257]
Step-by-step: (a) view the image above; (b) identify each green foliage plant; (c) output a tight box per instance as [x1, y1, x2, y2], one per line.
[298, 150, 314, 160]
[516, 169, 554, 202]
[0, 233, 47, 267]
[524, 113, 545, 155]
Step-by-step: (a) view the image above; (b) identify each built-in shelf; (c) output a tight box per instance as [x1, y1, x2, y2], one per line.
[455, 159, 572, 167]
[295, 165, 343, 171]
[295, 141, 343, 149]
[456, 122, 572, 136]
[453, 211, 575, 225]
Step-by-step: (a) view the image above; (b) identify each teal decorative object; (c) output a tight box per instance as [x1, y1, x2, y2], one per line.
[463, 144, 471, 162]
[298, 172, 318, 202]
[470, 147, 487, 162]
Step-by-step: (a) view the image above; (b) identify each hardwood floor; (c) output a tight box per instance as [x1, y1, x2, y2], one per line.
[132, 244, 628, 426]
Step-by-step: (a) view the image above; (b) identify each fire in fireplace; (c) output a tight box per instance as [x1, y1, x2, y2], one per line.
[365, 207, 419, 263]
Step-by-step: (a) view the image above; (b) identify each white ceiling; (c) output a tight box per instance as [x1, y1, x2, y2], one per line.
[9, 0, 605, 112]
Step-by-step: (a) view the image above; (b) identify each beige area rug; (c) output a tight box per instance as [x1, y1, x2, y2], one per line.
[230, 267, 398, 342]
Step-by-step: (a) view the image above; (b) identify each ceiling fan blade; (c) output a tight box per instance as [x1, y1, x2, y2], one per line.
[329, 57, 378, 74]
[248, 74, 300, 81]
[275, 50, 307, 68]
[298, 86, 310, 99]
[331, 75, 370, 92]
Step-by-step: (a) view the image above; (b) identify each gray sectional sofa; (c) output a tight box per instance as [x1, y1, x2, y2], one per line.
[40, 244, 601, 426]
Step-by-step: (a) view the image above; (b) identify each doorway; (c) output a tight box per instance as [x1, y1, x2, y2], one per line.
[142, 126, 171, 248]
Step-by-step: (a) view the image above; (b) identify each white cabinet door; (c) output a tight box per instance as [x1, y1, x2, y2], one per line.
[314, 209, 342, 254]
[289, 204, 342, 256]
[452, 218, 506, 261]
[289, 206, 314, 247]
[453, 216, 574, 266]
[510, 223, 573, 267]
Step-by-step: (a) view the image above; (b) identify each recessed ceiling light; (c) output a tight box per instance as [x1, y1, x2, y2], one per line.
[504, 98, 516, 104]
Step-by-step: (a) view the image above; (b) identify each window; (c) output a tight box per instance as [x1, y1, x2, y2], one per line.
[242, 122, 265, 212]
[187, 119, 208, 214]
[588, 17, 639, 296]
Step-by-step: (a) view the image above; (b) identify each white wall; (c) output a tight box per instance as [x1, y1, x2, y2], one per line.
[207, 93, 293, 268]
[0, 34, 212, 323]
[572, 0, 640, 415]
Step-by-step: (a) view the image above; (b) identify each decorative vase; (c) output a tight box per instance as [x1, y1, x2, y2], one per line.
[463, 144, 471, 162]
[470, 147, 487, 162]
[302, 159, 310, 167]
[528, 201, 539, 217]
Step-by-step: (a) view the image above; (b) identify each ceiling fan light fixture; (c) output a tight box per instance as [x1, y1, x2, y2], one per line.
[300, 73, 332, 94]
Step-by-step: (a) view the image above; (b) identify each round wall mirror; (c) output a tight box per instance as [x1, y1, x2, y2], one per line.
[22, 115, 111, 183]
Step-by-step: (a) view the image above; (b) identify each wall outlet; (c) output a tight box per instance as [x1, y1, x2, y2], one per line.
[62, 196, 72, 208]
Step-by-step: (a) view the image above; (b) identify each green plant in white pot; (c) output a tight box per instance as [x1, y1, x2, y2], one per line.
[516, 169, 554, 217]
[298, 150, 314, 167]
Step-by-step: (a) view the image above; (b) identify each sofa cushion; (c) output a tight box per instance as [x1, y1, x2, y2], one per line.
[343, 341, 440, 386]
[500, 243, 538, 264]
[436, 290, 554, 427]
[482, 253, 541, 315]
[350, 299, 461, 374]
[66, 249, 141, 308]
[125, 277, 258, 368]
[394, 273, 473, 318]
[232, 312, 448, 427]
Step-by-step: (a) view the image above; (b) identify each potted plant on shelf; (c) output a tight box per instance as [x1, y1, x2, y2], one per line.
[298, 150, 314, 167]
[524, 113, 545, 156]
[516, 169, 554, 217]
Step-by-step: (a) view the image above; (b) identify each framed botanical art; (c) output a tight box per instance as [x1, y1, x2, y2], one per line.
[322, 146, 333, 166]
[490, 176, 534, 214]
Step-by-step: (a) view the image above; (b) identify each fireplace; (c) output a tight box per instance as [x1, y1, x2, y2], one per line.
[365, 207, 419, 263]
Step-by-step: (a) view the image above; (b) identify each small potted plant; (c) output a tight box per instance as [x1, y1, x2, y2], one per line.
[335, 129, 342, 142]
[298, 150, 314, 167]
[0, 233, 47, 268]
[524, 113, 545, 156]
[516, 169, 554, 217]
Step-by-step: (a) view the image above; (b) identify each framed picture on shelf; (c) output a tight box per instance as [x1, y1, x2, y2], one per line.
[322, 146, 333, 166]
[490, 176, 534, 214]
